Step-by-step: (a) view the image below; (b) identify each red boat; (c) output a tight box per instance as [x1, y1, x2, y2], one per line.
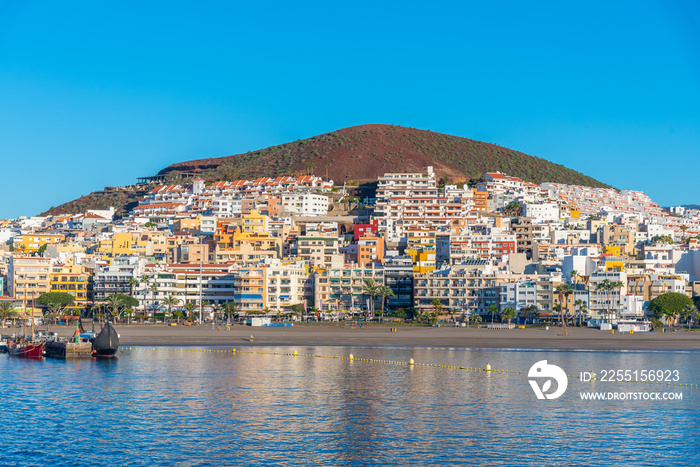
[8, 340, 45, 358]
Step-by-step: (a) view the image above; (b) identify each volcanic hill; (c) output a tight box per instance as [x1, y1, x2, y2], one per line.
[41, 124, 609, 216]
[162, 124, 608, 187]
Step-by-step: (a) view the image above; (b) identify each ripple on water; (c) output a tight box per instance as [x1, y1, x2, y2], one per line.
[0, 346, 698, 466]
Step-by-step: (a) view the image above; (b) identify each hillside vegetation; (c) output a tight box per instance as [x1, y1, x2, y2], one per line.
[163, 124, 609, 187]
[41, 124, 609, 216]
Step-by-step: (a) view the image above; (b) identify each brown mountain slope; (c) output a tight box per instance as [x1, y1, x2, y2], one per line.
[161, 124, 610, 187]
[41, 124, 609, 216]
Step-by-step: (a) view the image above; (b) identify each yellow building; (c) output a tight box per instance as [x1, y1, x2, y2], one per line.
[97, 232, 152, 258]
[242, 210, 268, 234]
[602, 245, 624, 272]
[407, 247, 436, 274]
[215, 228, 282, 260]
[173, 217, 200, 232]
[13, 233, 65, 254]
[50, 258, 89, 312]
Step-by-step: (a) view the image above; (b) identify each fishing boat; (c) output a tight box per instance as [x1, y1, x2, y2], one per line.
[7, 338, 45, 358]
[91, 322, 119, 358]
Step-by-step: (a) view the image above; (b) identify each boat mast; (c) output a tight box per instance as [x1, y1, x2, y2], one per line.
[23, 288, 27, 339]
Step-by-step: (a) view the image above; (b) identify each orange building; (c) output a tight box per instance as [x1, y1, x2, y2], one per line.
[357, 233, 385, 266]
[473, 189, 487, 211]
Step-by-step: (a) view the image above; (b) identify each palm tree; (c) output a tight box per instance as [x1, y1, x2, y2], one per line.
[579, 302, 588, 327]
[106, 294, 125, 323]
[362, 279, 380, 320]
[501, 306, 516, 324]
[574, 299, 583, 327]
[183, 301, 197, 322]
[0, 301, 15, 328]
[570, 270, 579, 286]
[149, 283, 159, 320]
[222, 302, 237, 325]
[682, 304, 697, 330]
[555, 283, 574, 334]
[128, 277, 139, 300]
[430, 298, 443, 324]
[488, 304, 498, 324]
[611, 281, 625, 320]
[595, 279, 613, 323]
[213, 303, 224, 324]
[377, 286, 394, 321]
[141, 275, 151, 316]
[162, 295, 180, 324]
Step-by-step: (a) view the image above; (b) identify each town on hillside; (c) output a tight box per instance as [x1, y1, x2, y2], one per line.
[1, 166, 699, 329]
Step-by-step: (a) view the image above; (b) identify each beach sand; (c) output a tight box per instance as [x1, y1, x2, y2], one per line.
[35, 323, 700, 351]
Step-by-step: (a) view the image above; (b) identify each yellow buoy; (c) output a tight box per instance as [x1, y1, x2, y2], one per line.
[409, 358, 415, 365]
[486, 363, 492, 372]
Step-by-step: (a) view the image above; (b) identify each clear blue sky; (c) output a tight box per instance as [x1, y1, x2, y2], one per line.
[1, 0, 698, 218]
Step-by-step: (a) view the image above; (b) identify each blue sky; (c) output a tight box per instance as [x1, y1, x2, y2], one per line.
[1, 0, 698, 218]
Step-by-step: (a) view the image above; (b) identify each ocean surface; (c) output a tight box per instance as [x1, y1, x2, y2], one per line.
[1, 345, 699, 466]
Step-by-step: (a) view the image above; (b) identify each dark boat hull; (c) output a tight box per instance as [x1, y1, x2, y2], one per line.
[92, 323, 119, 358]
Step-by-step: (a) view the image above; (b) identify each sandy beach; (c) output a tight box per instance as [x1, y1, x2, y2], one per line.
[29, 323, 700, 351]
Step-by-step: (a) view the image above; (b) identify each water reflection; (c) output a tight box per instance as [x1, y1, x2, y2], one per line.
[0, 346, 699, 466]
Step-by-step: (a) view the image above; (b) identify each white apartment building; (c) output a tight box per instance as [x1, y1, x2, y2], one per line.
[281, 194, 329, 217]
[523, 202, 560, 223]
[265, 260, 313, 312]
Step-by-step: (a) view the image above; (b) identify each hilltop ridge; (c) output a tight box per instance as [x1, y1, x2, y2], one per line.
[41, 124, 610, 216]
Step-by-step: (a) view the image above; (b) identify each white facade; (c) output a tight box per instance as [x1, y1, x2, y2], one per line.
[281, 194, 329, 217]
[523, 203, 560, 222]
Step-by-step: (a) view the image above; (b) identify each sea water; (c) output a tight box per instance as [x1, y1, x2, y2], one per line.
[1, 346, 698, 466]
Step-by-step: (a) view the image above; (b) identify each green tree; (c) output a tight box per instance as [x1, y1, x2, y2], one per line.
[36, 243, 49, 256]
[682, 304, 698, 330]
[128, 277, 139, 300]
[162, 295, 180, 323]
[0, 301, 17, 328]
[503, 201, 523, 217]
[37, 292, 75, 325]
[106, 294, 125, 323]
[105, 294, 139, 323]
[362, 279, 380, 319]
[377, 286, 394, 321]
[648, 292, 694, 326]
[222, 302, 237, 324]
[430, 298, 443, 324]
[650, 235, 674, 245]
[556, 283, 574, 333]
[391, 308, 407, 320]
[183, 301, 197, 322]
[488, 304, 499, 324]
[501, 306, 517, 324]
[470, 314, 483, 326]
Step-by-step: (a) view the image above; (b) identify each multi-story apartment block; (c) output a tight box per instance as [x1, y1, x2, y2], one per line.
[8, 256, 51, 318]
[92, 256, 146, 301]
[13, 233, 65, 254]
[357, 233, 384, 266]
[314, 264, 385, 313]
[413, 266, 503, 315]
[383, 254, 414, 311]
[297, 234, 340, 267]
[265, 260, 313, 312]
[50, 258, 89, 312]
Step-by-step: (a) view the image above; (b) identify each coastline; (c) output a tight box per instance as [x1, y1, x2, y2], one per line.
[32, 323, 700, 351]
